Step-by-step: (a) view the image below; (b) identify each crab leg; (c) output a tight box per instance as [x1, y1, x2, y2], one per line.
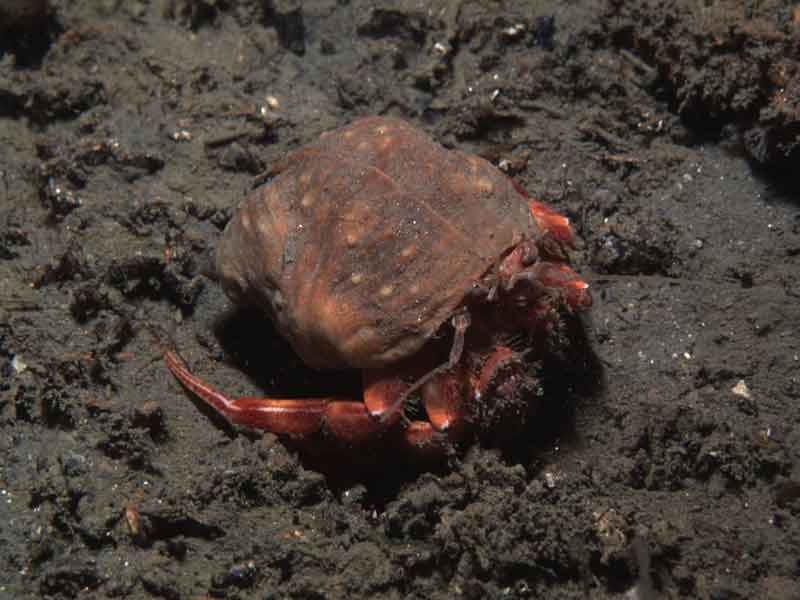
[361, 370, 409, 426]
[527, 199, 576, 246]
[165, 347, 520, 456]
[164, 351, 410, 444]
[396, 371, 471, 456]
[509, 178, 577, 246]
[401, 346, 531, 451]
[534, 262, 592, 310]
[321, 400, 395, 444]
[418, 364, 471, 435]
[402, 422, 449, 457]
[524, 196, 592, 309]
[363, 370, 463, 455]
[165, 350, 327, 434]
[501, 250, 591, 314]
[476, 346, 524, 395]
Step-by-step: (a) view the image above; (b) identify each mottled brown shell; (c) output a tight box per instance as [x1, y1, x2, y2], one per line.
[215, 117, 538, 369]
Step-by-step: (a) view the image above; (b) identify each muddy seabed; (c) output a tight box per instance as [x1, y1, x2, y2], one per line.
[2, 1, 800, 598]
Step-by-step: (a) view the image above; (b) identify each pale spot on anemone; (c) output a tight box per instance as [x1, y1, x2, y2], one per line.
[257, 217, 272, 237]
[341, 326, 377, 358]
[239, 211, 251, 230]
[473, 176, 494, 194]
[379, 284, 394, 297]
[351, 273, 363, 285]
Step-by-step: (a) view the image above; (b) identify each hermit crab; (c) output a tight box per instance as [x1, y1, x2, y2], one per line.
[165, 116, 591, 455]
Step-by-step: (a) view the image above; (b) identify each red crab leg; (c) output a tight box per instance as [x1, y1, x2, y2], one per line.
[509, 178, 576, 246]
[165, 350, 328, 434]
[527, 199, 576, 246]
[504, 255, 592, 313]
[477, 346, 522, 394]
[365, 371, 461, 456]
[535, 262, 592, 309]
[397, 405, 462, 458]
[164, 351, 409, 444]
[402, 346, 530, 452]
[361, 369, 410, 426]
[419, 364, 471, 435]
[402, 422, 449, 458]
